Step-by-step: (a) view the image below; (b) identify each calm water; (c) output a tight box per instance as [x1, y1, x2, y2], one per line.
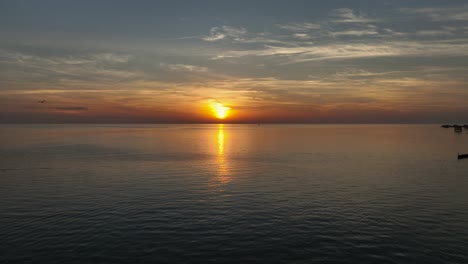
[1, 124, 468, 264]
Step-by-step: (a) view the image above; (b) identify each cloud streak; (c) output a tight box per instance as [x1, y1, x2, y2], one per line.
[0, 49, 147, 84]
[160, 63, 210, 73]
[400, 5, 468, 21]
[277, 22, 321, 32]
[330, 8, 376, 23]
[215, 40, 468, 63]
[202, 26, 247, 42]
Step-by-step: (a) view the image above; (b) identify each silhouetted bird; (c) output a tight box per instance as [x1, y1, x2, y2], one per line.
[38, 100, 46, 103]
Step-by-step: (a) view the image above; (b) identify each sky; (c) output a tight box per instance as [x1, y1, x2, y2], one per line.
[1, 0, 467, 123]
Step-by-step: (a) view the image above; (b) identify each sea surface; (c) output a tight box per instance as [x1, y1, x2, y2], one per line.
[1, 124, 468, 264]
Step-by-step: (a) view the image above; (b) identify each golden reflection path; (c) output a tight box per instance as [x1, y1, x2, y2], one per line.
[216, 124, 230, 184]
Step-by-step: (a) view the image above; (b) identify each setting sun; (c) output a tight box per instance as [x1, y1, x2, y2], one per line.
[211, 102, 230, 119]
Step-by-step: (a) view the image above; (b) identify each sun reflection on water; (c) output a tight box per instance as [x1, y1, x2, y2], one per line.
[218, 124, 224, 155]
[216, 124, 230, 184]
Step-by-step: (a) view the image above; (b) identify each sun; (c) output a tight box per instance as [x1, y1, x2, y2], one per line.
[211, 102, 230, 119]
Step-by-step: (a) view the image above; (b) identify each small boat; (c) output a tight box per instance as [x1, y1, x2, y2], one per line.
[441, 124, 451, 128]
[454, 125, 462, 133]
[458, 153, 468, 160]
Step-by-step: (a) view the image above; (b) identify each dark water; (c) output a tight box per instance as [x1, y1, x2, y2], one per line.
[1, 124, 468, 264]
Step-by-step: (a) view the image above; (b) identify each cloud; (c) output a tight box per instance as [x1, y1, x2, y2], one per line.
[202, 26, 247, 42]
[333, 68, 401, 78]
[200, 8, 383, 45]
[277, 22, 321, 32]
[91, 53, 131, 63]
[92, 69, 146, 79]
[330, 29, 378, 37]
[293, 33, 312, 40]
[0, 49, 144, 83]
[203, 28, 226, 41]
[0, 49, 132, 65]
[330, 8, 375, 23]
[381, 28, 407, 37]
[233, 36, 297, 45]
[400, 5, 468, 21]
[415, 27, 457, 37]
[160, 63, 210, 72]
[216, 43, 397, 60]
[214, 40, 468, 63]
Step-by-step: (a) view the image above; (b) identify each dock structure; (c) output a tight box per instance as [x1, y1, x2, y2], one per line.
[440, 124, 467, 132]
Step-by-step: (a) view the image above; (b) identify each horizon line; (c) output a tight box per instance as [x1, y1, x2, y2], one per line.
[0, 122, 462, 125]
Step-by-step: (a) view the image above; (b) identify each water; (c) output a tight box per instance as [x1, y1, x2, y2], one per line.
[1, 124, 467, 264]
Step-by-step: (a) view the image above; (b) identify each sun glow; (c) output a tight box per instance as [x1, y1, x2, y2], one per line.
[211, 102, 230, 119]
